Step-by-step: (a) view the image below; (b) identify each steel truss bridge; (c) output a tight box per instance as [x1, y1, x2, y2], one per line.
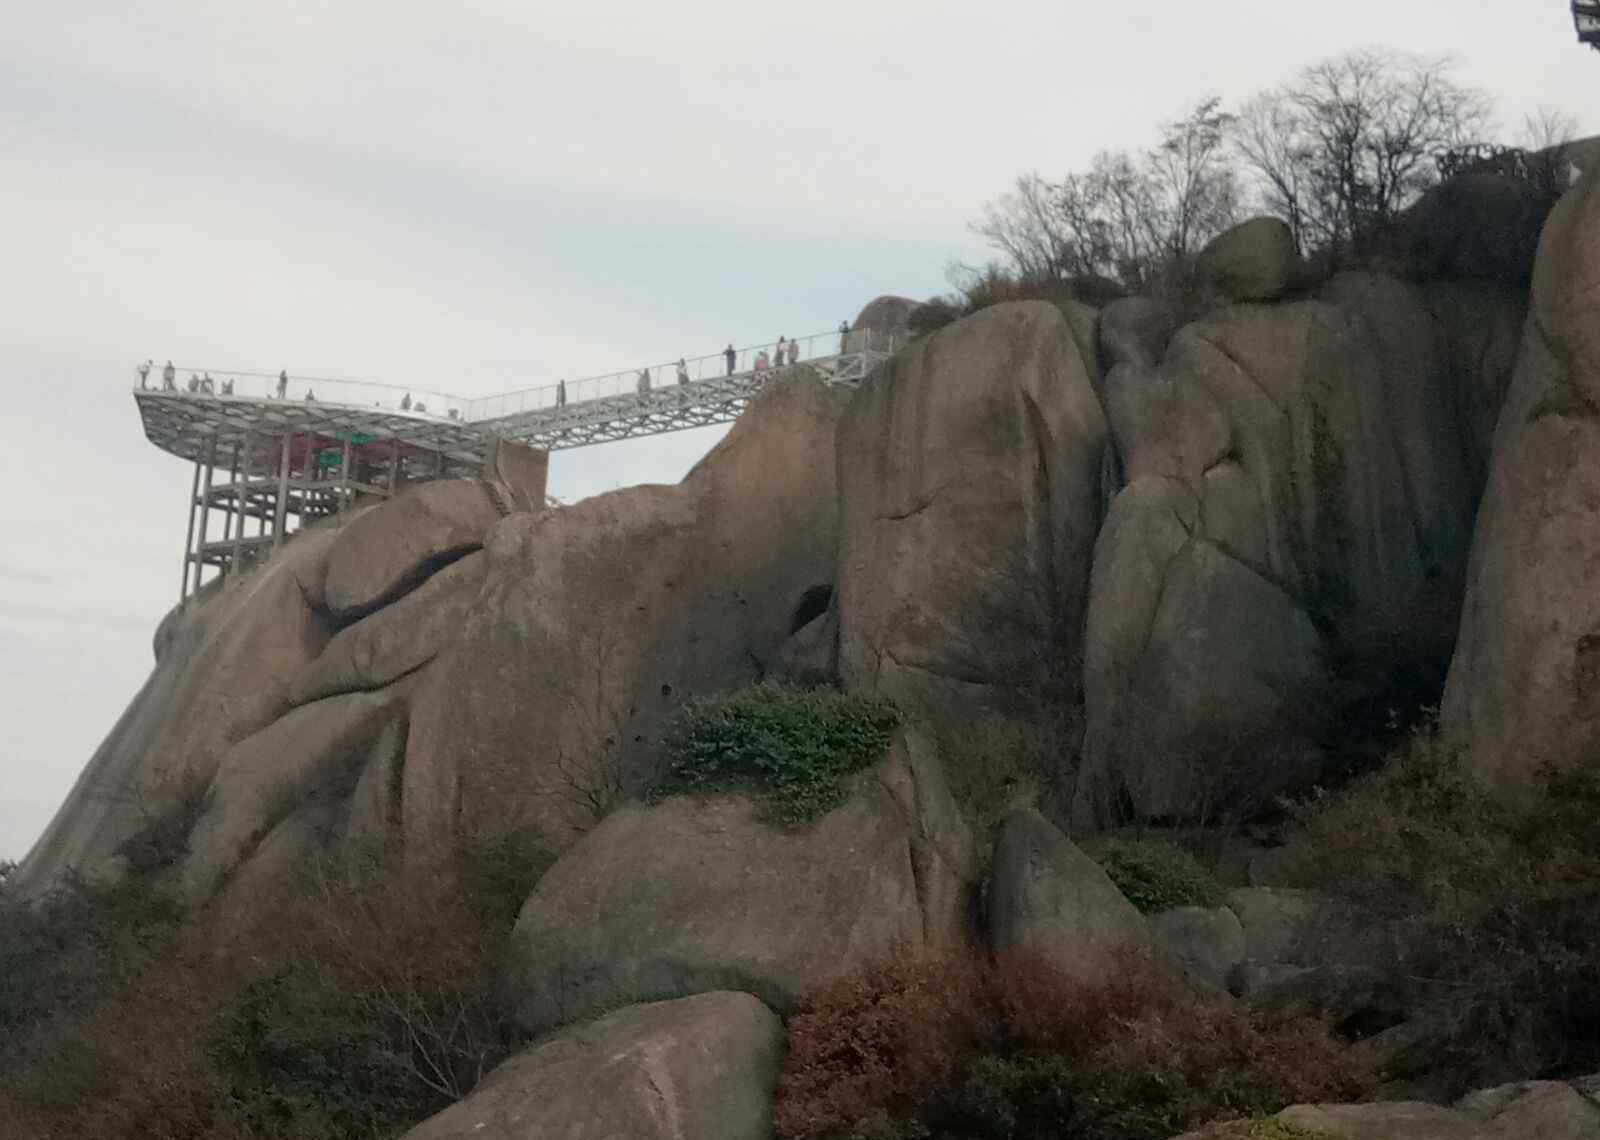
[133, 328, 895, 604]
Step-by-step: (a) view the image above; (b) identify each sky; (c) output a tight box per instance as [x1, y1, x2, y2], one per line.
[1, 2, 1595, 861]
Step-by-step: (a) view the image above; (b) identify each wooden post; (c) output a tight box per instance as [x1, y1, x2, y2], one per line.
[273, 431, 292, 549]
[192, 436, 217, 598]
[180, 460, 201, 607]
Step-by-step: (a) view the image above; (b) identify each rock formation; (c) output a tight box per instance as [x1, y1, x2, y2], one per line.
[835, 301, 1107, 802]
[1442, 168, 1600, 805]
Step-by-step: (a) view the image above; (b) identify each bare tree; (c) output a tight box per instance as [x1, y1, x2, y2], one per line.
[970, 98, 1241, 291]
[1234, 50, 1491, 254]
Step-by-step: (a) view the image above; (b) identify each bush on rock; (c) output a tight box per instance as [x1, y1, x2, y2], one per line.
[650, 682, 899, 823]
[1098, 838, 1223, 914]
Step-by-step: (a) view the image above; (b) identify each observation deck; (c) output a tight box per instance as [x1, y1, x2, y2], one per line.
[135, 329, 895, 604]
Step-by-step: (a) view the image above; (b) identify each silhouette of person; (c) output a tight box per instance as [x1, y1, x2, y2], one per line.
[162, 360, 176, 390]
[754, 350, 769, 372]
[137, 360, 151, 389]
[724, 344, 737, 376]
[221, 378, 234, 396]
[277, 370, 288, 399]
[676, 358, 689, 385]
[838, 321, 849, 354]
[187, 373, 200, 393]
[400, 392, 412, 411]
[415, 401, 427, 413]
[637, 367, 652, 394]
[786, 338, 799, 366]
[304, 387, 316, 402]
[776, 335, 787, 365]
[556, 379, 567, 407]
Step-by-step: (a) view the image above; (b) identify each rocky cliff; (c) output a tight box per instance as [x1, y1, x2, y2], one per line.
[14, 167, 1600, 1138]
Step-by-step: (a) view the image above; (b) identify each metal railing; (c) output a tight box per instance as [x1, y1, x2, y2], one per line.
[134, 366, 468, 420]
[461, 328, 875, 422]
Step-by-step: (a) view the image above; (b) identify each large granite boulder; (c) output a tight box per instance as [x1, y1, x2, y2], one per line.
[852, 294, 925, 347]
[12, 526, 343, 894]
[179, 685, 412, 903]
[1196, 216, 1304, 302]
[401, 372, 853, 861]
[289, 552, 486, 705]
[505, 732, 975, 1034]
[321, 478, 502, 619]
[987, 808, 1150, 986]
[1079, 267, 1524, 825]
[836, 301, 1106, 799]
[1441, 173, 1600, 806]
[399, 993, 782, 1140]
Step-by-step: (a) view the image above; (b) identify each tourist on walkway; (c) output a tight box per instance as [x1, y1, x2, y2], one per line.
[221, 378, 234, 396]
[137, 360, 151, 388]
[200, 372, 215, 394]
[162, 360, 176, 390]
[400, 392, 412, 411]
[557, 379, 567, 407]
[724, 344, 736, 376]
[754, 350, 769, 372]
[187, 373, 200, 393]
[775, 336, 787, 365]
[277, 370, 288, 399]
[838, 321, 849, 353]
[676, 358, 689, 385]
[304, 388, 317, 402]
[786, 338, 799, 366]
[637, 368, 651, 394]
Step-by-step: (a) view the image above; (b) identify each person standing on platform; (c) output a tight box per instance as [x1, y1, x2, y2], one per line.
[222, 378, 234, 395]
[400, 392, 412, 411]
[200, 372, 215, 394]
[277, 370, 288, 399]
[557, 379, 567, 407]
[775, 336, 786, 366]
[838, 321, 849, 354]
[787, 338, 799, 366]
[724, 343, 736, 376]
[754, 350, 769, 372]
[676, 358, 689, 385]
[304, 388, 316, 402]
[637, 367, 651, 394]
[162, 360, 176, 390]
[187, 373, 200, 392]
[137, 360, 151, 388]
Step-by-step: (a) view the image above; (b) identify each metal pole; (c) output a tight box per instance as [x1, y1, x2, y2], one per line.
[389, 438, 401, 496]
[340, 433, 352, 513]
[234, 430, 252, 568]
[273, 431, 291, 549]
[193, 436, 217, 598]
[180, 460, 201, 607]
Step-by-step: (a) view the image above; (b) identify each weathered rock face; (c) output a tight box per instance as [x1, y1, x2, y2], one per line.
[836, 301, 1107, 795]
[1078, 268, 1526, 825]
[853, 294, 925, 346]
[13, 526, 343, 894]
[321, 478, 502, 619]
[1196, 216, 1304, 302]
[505, 733, 974, 1034]
[1099, 297, 1178, 372]
[1149, 905, 1245, 996]
[399, 992, 783, 1140]
[401, 373, 853, 862]
[1442, 174, 1600, 806]
[986, 808, 1150, 985]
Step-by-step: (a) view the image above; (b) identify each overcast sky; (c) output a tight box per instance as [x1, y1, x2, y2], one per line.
[1, 2, 1594, 861]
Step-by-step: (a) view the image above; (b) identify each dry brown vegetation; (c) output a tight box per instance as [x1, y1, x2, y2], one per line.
[1273, 722, 1600, 1091]
[0, 837, 542, 1140]
[774, 949, 1362, 1140]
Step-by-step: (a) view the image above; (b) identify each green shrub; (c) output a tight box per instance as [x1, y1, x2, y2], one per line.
[212, 972, 413, 1134]
[651, 682, 899, 823]
[1098, 838, 1223, 914]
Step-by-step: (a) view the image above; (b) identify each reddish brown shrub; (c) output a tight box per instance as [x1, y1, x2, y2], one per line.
[775, 949, 1362, 1140]
[774, 949, 983, 1138]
